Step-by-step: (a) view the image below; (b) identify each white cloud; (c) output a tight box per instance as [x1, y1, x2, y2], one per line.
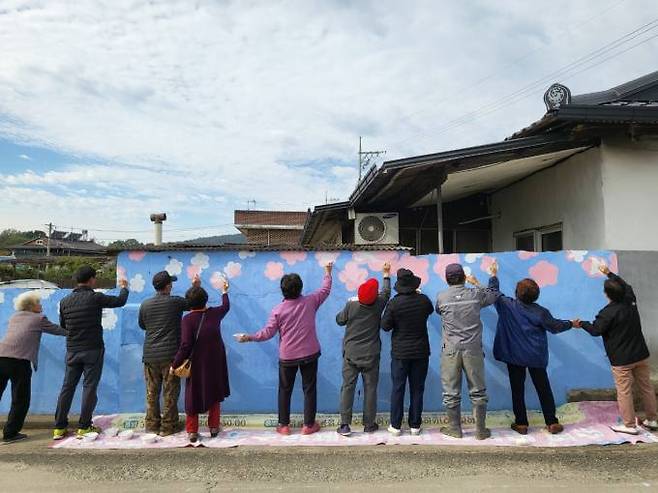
[238, 251, 256, 259]
[0, 292, 4, 304]
[0, 1, 655, 240]
[18, 154, 32, 160]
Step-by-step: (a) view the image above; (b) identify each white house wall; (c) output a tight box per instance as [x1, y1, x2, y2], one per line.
[491, 147, 606, 251]
[601, 137, 658, 251]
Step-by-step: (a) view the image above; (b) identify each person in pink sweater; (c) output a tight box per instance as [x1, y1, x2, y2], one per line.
[237, 262, 333, 435]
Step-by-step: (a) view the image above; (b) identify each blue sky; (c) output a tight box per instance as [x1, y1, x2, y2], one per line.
[0, 0, 656, 243]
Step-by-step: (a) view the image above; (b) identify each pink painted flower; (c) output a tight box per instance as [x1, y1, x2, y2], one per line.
[223, 261, 242, 279]
[210, 271, 227, 290]
[608, 253, 619, 274]
[581, 256, 608, 278]
[187, 265, 201, 280]
[128, 251, 146, 262]
[264, 261, 284, 281]
[314, 251, 340, 267]
[433, 254, 461, 281]
[518, 251, 539, 260]
[339, 261, 369, 291]
[352, 251, 400, 271]
[394, 254, 430, 286]
[479, 255, 497, 274]
[529, 261, 559, 287]
[280, 251, 308, 265]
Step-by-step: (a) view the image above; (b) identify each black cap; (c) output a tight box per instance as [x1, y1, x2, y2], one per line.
[75, 266, 97, 284]
[152, 271, 177, 290]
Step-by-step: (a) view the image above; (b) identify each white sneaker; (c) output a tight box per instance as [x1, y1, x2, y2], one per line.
[387, 425, 402, 436]
[610, 424, 639, 435]
[642, 419, 658, 431]
[410, 427, 422, 436]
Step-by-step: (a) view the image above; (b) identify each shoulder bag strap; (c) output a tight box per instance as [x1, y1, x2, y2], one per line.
[188, 312, 206, 360]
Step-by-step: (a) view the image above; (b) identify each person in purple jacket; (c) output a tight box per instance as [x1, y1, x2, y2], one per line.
[489, 269, 577, 435]
[238, 262, 333, 435]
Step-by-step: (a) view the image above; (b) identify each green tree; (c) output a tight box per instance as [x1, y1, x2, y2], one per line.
[107, 238, 144, 250]
[0, 229, 45, 249]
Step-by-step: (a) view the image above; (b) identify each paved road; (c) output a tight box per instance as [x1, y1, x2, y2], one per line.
[2, 429, 658, 492]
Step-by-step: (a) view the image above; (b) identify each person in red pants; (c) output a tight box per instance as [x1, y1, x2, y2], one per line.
[171, 278, 230, 443]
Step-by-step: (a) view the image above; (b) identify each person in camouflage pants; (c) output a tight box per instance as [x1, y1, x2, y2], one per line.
[144, 362, 181, 434]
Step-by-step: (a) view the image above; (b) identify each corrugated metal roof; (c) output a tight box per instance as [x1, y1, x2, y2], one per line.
[113, 243, 412, 253]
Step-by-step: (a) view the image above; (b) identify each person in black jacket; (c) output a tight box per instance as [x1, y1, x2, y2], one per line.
[138, 271, 200, 436]
[576, 264, 657, 434]
[381, 268, 434, 436]
[53, 266, 129, 440]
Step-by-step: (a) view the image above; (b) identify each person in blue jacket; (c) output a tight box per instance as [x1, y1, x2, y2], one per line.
[489, 269, 576, 435]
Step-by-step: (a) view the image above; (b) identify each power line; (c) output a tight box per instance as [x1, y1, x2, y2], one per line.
[391, 18, 658, 150]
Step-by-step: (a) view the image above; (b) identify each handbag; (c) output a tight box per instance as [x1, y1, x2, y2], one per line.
[173, 312, 206, 379]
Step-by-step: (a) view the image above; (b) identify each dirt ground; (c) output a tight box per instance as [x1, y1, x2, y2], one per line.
[2, 429, 658, 492]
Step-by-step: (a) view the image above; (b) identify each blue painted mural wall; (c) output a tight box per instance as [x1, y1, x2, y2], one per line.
[0, 249, 617, 415]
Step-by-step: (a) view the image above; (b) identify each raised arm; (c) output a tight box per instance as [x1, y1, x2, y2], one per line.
[336, 301, 351, 327]
[208, 293, 230, 320]
[378, 262, 392, 303]
[39, 316, 67, 336]
[96, 282, 129, 308]
[309, 263, 333, 309]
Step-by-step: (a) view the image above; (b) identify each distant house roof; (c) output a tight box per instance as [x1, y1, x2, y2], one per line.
[13, 236, 106, 254]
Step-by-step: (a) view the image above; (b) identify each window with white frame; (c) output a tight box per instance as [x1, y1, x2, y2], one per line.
[514, 224, 563, 252]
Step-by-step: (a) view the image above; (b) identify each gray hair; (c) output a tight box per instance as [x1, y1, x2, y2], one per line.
[14, 291, 42, 312]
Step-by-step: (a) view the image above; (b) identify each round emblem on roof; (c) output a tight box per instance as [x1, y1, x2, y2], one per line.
[544, 83, 571, 111]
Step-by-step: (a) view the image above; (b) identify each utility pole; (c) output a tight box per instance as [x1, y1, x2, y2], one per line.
[46, 222, 53, 257]
[358, 136, 386, 183]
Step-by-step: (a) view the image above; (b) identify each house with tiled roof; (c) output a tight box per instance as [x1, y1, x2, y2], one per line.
[11, 230, 107, 257]
[302, 71, 658, 254]
[234, 210, 309, 246]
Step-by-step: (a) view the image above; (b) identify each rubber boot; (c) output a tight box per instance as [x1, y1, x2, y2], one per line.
[440, 406, 463, 438]
[474, 404, 491, 440]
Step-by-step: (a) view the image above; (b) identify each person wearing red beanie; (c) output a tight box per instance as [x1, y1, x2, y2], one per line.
[335, 262, 391, 436]
[358, 279, 379, 305]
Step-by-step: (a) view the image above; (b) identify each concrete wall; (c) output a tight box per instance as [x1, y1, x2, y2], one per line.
[601, 138, 658, 251]
[617, 250, 658, 375]
[490, 147, 606, 251]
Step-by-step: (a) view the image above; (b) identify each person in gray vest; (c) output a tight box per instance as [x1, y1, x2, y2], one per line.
[138, 271, 200, 436]
[335, 262, 391, 436]
[435, 263, 499, 440]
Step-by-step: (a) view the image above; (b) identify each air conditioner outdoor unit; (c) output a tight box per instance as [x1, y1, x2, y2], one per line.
[354, 213, 399, 245]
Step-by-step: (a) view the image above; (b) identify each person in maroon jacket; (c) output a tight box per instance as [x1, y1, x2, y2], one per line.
[171, 279, 230, 443]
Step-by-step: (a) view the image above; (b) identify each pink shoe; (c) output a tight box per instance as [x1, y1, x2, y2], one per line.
[301, 422, 321, 435]
[276, 424, 290, 435]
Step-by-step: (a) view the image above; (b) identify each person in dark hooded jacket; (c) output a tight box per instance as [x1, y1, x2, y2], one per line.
[335, 262, 391, 436]
[490, 275, 575, 435]
[381, 268, 433, 436]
